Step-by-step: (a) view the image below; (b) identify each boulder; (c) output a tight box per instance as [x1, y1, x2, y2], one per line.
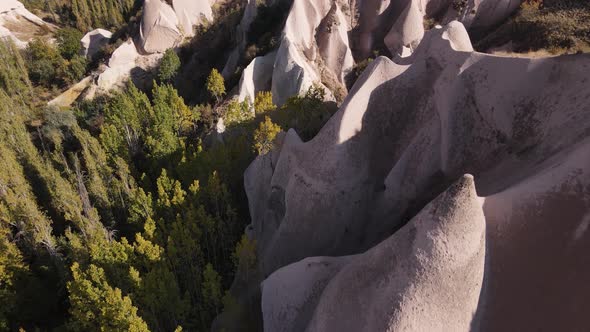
[81, 28, 112, 59]
[48, 76, 94, 107]
[97, 39, 162, 92]
[139, 0, 181, 54]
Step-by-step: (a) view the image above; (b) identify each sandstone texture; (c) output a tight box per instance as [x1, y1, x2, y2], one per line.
[238, 0, 527, 107]
[263, 175, 485, 332]
[245, 21, 590, 331]
[237, 51, 276, 104]
[93, 0, 213, 94]
[139, 0, 214, 54]
[81, 28, 112, 59]
[0, 0, 55, 48]
[97, 39, 163, 92]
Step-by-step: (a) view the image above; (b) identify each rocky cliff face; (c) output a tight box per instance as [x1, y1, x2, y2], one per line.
[0, 0, 55, 48]
[90, 0, 215, 96]
[238, 0, 527, 107]
[139, 0, 214, 54]
[240, 17, 590, 332]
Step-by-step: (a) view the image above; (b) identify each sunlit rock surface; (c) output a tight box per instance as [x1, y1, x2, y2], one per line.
[0, 0, 55, 48]
[246, 21, 590, 331]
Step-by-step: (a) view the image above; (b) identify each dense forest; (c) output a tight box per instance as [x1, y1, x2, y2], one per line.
[23, 0, 139, 32]
[0, 1, 335, 328]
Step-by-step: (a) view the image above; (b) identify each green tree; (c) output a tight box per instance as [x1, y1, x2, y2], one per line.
[56, 28, 83, 60]
[66, 55, 88, 83]
[253, 116, 281, 155]
[157, 49, 181, 83]
[67, 262, 149, 331]
[0, 218, 28, 331]
[254, 91, 276, 115]
[100, 83, 153, 161]
[26, 38, 68, 88]
[224, 99, 253, 126]
[206, 68, 225, 103]
[0, 40, 31, 101]
[201, 263, 223, 318]
[144, 83, 198, 159]
[275, 84, 337, 140]
[232, 234, 257, 272]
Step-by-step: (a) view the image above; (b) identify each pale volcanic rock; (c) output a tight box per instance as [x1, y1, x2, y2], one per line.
[271, 0, 353, 105]
[355, 0, 524, 58]
[81, 29, 112, 59]
[470, 0, 525, 31]
[139, 0, 182, 54]
[48, 76, 94, 107]
[222, 0, 258, 79]
[261, 177, 485, 332]
[0, 0, 55, 48]
[268, 0, 524, 105]
[97, 40, 140, 90]
[93, 0, 217, 94]
[246, 21, 590, 330]
[261, 255, 356, 332]
[97, 40, 162, 91]
[384, 0, 424, 57]
[139, 0, 214, 54]
[173, 0, 213, 36]
[237, 51, 276, 105]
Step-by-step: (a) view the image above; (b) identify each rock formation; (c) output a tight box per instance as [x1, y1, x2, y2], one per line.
[92, 0, 214, 95]
[139, 0, 214, 54]
[238, 0, 527, 108]
[263, 175, 486, 332]
[173, 0, 213, 35]
[243, 21, 590, 331]
[48, 76, 94, 107]
[237, 51, 276, 104]
[139, 0, 182, 54]
[221, 0, 258, 79]
[270, 0, 353, 104]
[0, 0, 55, 48]
[97, 39, 163, 92]
[81, 29, 112, 59]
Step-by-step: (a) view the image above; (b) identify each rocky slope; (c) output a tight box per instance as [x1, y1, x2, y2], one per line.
[236, 0, 527, 107]
[83, 0, 215, 97]
[0, 0, 55, 47]
[240, 18, 590, 332]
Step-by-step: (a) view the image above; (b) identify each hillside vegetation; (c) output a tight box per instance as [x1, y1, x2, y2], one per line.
[0, 29, 335, 330]
[475, 0, 590, 54]
[2, 0, 589, 331]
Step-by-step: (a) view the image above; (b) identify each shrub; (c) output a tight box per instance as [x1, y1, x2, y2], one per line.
[65, 55, 88, 83]
[254, 91, 276, 115]
[253, 116, 281, 155]
[273, 84, 337, 141]
[475, 0, 590, 54]
[157, 49, 181, 83]
[224, 99, 252, 126]
[26, 38, 62, 85]
[206, 68, 226, 103]
[56, 27, 83, 60]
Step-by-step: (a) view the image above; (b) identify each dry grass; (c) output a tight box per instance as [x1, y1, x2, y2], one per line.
[475, 0, 590, 55]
